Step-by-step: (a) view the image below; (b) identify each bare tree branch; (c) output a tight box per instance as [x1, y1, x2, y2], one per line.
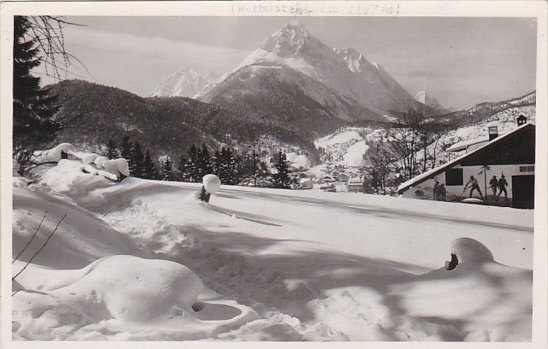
[12, 211, 48, 263]
[12, 213, 67, 282]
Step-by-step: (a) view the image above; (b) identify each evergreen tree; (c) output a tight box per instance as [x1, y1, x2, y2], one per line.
[177, 154, 187, 181]
[130, 142, 145, 178]
[120, 135, 132, 159]
[232, 154, 242, 185]
[218, 147, 239, 185]
[182, 144, 199, 182]
[272, 151, 292, 189]
[196, 143, 212, 179]
[143, 149, 157, 180]
[153, 168, 160, 181]
[239, 150, 272, 187]
[13, 16, 61, 174]
[239, 152, 254, 185]
[106, 139, 118, 159]
[211, 149, 222, 176]
[162, 158, 173, 181]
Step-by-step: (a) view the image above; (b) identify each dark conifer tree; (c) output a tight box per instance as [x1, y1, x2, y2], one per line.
[130, 142, 145, 178]
[272, 151, 291, 189]
[143, 149, 157, 180]
[212, 149, 222, 176]
[153, 168, 160, 181]
[218, 147, 239, 185]
[106, 139, 118, 159]
[196, 143, 212, 179]
[162, 158, 173, 181]
[177, 154, 186, 181]
[13, 16, 61, 174]
[120, 135, 132, 159]
[182, 144, 199, 182]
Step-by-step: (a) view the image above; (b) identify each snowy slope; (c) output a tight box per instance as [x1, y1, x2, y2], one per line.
[11, 154, 533, 341]
[151, 66, 209, 98]
[198, 22, 420, 122]
[314, 127, 385, 167]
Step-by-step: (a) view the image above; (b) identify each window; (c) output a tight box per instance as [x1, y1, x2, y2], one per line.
[445, 168, 464, 186]
[519, 165, 534, 172]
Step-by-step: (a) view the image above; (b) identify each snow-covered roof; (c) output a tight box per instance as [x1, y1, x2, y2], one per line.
[397, 123, 534, 193]
[446, 138, 489, 152]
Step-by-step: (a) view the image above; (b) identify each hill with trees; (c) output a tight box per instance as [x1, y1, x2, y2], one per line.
[48, 79, 321, 163]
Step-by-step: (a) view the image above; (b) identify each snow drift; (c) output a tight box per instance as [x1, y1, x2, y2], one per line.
[103, 158, 130, 180]
[35, 143, 76, 163]
[11, 153, 534, 341]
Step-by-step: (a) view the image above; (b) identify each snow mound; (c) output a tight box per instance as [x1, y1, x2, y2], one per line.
[82, 153, 99, 165]
[13, 185, 142, 270]
[94, 156, 109, 169]
[12, 256, 241, 340]
[104, 158, 130, 178]
[203, 174, 221, 193]
[35, 143, 76, 162]
[54, 255, 204, 322]
[451, 238, 494, 265]
[41, 159, 112, 195]
[393, 238, 532, 341]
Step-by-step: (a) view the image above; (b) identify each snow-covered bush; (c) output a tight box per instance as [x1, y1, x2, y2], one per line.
[103, 158, 130, 181]
[49, 143, 76, 161]
[94, 156, 109, 169]
[451, 238, 494, 265]
[82, 153, 99, 165]
[35, 143, 76, 163]
[203, 174, 221, 194]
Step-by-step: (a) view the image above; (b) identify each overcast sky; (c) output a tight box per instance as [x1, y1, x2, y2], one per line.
[45, 16, 537, 109]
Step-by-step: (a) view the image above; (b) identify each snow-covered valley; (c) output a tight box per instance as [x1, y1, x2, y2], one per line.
[11, 159, 533, 341]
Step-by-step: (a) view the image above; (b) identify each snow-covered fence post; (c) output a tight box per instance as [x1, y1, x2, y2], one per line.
[199, 174, 221, 202]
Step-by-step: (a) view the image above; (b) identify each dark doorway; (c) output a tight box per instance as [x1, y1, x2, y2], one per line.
[512, 175, 535, 209]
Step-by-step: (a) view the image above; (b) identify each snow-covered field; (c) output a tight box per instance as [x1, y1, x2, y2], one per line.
[11, 159, 533, 341]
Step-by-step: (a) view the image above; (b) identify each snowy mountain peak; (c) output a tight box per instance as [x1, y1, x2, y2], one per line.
[198, 22, 419, 121]
[260, 21, 312, 56]
[152, 66, 209, 98]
